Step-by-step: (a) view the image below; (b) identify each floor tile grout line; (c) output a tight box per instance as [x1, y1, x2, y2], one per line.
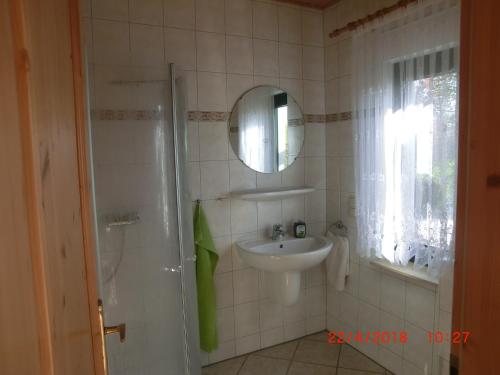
[249, 339, 299, 362]
[252, 352, 292, 361]
[338, 342, 388, 373]
[235, 354, 249, 375]
[285, 339, 301, 374]
[336, 342, 343, 369]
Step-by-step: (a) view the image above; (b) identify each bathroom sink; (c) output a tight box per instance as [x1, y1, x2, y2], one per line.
[236, 236, 333, 305]
[236, 236, 332, 272]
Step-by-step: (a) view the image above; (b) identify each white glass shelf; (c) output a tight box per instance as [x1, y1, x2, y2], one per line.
[227, 186, 315, 201]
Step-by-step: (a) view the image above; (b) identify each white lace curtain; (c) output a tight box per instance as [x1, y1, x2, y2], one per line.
[353, 0, 460, 276]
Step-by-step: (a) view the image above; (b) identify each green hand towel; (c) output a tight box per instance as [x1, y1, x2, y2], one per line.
[194, 201, 219, 352]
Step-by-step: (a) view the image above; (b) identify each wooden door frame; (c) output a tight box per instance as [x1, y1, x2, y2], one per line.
[3, 0, 105, 373]
[453, 0, 500, 373]
[68, 1, 105, 374]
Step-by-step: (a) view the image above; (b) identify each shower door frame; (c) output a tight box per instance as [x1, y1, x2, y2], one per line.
[170, 63, 202, 375]
[171, 63, 192, 374]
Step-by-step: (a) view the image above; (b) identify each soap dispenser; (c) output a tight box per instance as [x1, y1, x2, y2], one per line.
[293, 220, 306, 238]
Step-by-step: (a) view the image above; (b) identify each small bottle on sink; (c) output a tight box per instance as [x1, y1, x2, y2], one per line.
[293, 220, 306, 238]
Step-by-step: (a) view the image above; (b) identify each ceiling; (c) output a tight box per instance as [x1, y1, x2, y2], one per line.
[276, 0, 341, 10]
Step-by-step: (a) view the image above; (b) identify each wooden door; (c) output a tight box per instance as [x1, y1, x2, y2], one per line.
[453, 0, 500, 373]
[0, 0, 103, 374]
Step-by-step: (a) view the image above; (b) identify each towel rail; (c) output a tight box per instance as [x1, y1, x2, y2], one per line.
[328, 220, 348, 237]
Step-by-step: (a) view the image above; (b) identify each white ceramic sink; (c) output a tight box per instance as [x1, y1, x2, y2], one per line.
[236, 236, 332, 272]
[236, 236, 333, 305]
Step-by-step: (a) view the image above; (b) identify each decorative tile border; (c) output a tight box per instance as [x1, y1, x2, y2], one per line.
[91, 109, 165, 121]
[91, 109, 354, 124]
[326, 113, 338, 122]
[303, 114, 326, 123]
[190, 111, 353, 124]
[339, 111, 353, 121]
[187, 111, 229, 122]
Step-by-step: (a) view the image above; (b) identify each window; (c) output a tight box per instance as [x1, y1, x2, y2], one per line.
[383, 47, 458, 268]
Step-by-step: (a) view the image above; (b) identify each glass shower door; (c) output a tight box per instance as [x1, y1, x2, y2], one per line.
[87, 64, 200, 375]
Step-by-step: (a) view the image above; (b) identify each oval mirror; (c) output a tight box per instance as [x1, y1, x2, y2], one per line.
[228, 86, 304, 173]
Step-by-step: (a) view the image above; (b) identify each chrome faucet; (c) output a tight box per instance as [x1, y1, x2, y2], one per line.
[271, 224, 286, 241]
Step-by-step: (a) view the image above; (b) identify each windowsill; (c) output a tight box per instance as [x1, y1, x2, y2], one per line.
[369, 258, 439, 289]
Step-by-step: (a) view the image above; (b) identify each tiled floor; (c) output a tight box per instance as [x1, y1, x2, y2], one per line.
[202, 331, 393, 375]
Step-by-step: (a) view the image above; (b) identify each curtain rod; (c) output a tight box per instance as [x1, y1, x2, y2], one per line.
[328, 0, 419, 38]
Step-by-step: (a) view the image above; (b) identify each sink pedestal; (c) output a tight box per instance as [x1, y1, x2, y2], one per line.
[264, 271, 301, 306]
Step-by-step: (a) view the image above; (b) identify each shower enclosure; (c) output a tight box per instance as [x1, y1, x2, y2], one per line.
[86, 63, 200, 375]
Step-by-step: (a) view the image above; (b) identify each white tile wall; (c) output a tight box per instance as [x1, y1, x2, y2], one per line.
[164, 28, 196, 70]
[278, 6, 302, 44]
[198, 122, 228, 160]
[92, 19, 130, 65]
[196, 0, 225, 33]
[226, 36, 254, 74]
[380, 274, 406, 318]
[303, 46, 325, 81]
[85, 0, 328, 367]
[226, 74, 254, 110]
[279, 42, 303, 79]
[252, 1, 279, 40]
[129, 0, 163, 25]
[92, 0, 129, 21]
[197, 72, 227, 111]
[305, 157, 326, 189]
[236, 333, 261, 355]
[359, 264, 381, 307]
[194, 2, 326, 360]
[196, 32, 226, 72]
[302, 11, 323, 47]
[130, 24, 164, 66]
[303, 81, 325, 113]
[282, 157, 305, 186]
[234, 301, 260, 337]
[260, 300, 284, 330]
[405, 283, 436, 331]
[200, 161, 229, 200]
[225, 0, 253, 37]
[164, 0, 195, 29]
[254, 39, 279, 77]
